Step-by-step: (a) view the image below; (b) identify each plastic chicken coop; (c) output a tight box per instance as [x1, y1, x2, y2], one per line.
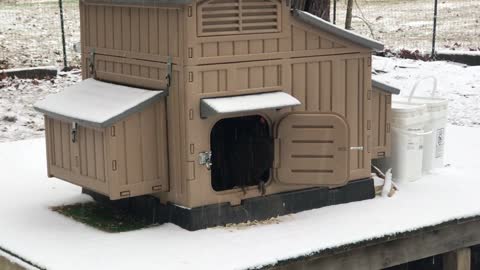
[34, 0, 399, 230]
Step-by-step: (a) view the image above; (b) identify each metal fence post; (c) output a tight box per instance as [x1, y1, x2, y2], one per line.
[58, 0, 68, 68]
[431, 0, 438, 59]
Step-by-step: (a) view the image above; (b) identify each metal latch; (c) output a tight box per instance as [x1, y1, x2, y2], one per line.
[350, 146, 364, 151]
[88, 48, 96, 78]
[165, 56, 172, 94]
[198, 151, 212, 170]
[71, 122, 78, 143]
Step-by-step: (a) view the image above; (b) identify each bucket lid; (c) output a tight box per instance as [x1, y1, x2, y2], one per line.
[393, 96, 448, 110]
[391, 103, 429, 126]
[391, 102, 427, 113]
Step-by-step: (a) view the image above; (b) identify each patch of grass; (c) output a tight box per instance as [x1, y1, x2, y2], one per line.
[52, 202, 155, 233]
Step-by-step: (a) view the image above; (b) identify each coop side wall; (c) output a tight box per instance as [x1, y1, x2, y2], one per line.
[105, 100, 170, 200]
[79, 2, 189, 205]
[180, 0, 374, 207]
[371, 88, 392, 158]
[44, 99, 171, 200]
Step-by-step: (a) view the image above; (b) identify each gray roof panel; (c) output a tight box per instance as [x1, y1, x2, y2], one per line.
[81, 0, 192, 6]
[292, 10, 384, 51]
[34, 79, 166, 128]
[372, 79, 401, 95]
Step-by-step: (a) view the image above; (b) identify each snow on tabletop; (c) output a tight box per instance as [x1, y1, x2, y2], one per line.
[202, 91, 301, 115]
[0, 125, 479, 270]
[33, 79, 164, 127]
[0, 250, 37, 270]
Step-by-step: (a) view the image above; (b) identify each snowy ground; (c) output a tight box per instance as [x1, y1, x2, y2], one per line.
[0, 70, 81, 142]
[373, 56, 480, 127]
[0, 125, 478, 270]
[0, 57, 477, 143]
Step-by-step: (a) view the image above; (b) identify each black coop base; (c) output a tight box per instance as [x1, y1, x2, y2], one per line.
[83, 178, 374, 231]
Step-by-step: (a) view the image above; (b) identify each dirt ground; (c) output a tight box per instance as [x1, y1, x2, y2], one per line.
[0, 0, 478, 69]
[0, 0, 80, 69]
[334, 0, 480, 52]
[0, 70, 81, 142]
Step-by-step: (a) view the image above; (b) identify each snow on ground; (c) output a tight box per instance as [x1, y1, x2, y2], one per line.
[0, 125, 479, 270]
[373, 56, 480, 127]
[0, 70, 81, 142]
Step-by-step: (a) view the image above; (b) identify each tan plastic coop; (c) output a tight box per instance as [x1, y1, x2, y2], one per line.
[35, 0, 398, 209]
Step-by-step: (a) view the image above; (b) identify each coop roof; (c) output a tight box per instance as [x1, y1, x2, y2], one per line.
[34, 79, 166, 128]
[200, 91, 301, 118]
[372, 79, 401, 95]
[81, 0, 193, 6]
[292, 9, 384, 51]
[80, 0, 192, 5]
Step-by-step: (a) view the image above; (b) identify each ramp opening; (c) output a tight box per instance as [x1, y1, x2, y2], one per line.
[210, 115, 273, 192]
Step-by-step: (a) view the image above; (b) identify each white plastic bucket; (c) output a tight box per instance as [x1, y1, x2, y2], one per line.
[393, 76, 449, 173]
[390, 103, 429, 183]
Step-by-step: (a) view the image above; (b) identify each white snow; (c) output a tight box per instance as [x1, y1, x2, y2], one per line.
[34, 78, 165, 127]
[373, 56, 480, 127]
[201, 91, 300, 117]
[0, 250, 37, 270]
[0, 124, 479, 270]
[437, 50, 480, 56]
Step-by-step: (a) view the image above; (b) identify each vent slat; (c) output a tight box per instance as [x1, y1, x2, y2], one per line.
[204, 3, 239, 9]
[202, 10, 240, 16]
[203, 23, 241, 30]
[242, 22, 278, 27]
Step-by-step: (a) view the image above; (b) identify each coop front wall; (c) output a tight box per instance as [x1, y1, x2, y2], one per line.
[45, 116, 110, 195]
[181, 52, 373, 207]
[371, 88, 392, 158]
[183, 0, 370, 66]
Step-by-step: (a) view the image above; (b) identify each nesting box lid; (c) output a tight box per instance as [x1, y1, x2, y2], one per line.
[34, 79, 166, 128]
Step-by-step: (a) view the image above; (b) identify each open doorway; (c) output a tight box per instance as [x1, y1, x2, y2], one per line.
[210, 115, 273, 192]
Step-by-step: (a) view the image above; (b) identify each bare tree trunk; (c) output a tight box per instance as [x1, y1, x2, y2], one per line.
[305, 0, 331, 21]
[345, 0, 354, 29]
[293, 0, 307, 10]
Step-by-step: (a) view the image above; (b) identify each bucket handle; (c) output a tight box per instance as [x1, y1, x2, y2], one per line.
[408, 76, 438, 103]
[391, 127, 433, 136]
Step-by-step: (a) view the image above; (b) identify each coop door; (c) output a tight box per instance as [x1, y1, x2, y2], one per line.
[274, 113, 349, 186]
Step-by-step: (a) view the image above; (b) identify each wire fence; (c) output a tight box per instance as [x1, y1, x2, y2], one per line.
[0, 0, 479, 69]
[0, 0, 80, 69]
[332, 0, 480, 54]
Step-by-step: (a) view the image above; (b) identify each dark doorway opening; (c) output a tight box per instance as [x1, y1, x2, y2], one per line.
[210, 115, 273, 192]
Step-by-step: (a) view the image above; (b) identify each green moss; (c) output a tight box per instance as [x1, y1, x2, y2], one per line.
[52, 202, 155, 233]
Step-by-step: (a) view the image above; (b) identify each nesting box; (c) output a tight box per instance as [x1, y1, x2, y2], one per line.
[35, 0, 398, 229]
